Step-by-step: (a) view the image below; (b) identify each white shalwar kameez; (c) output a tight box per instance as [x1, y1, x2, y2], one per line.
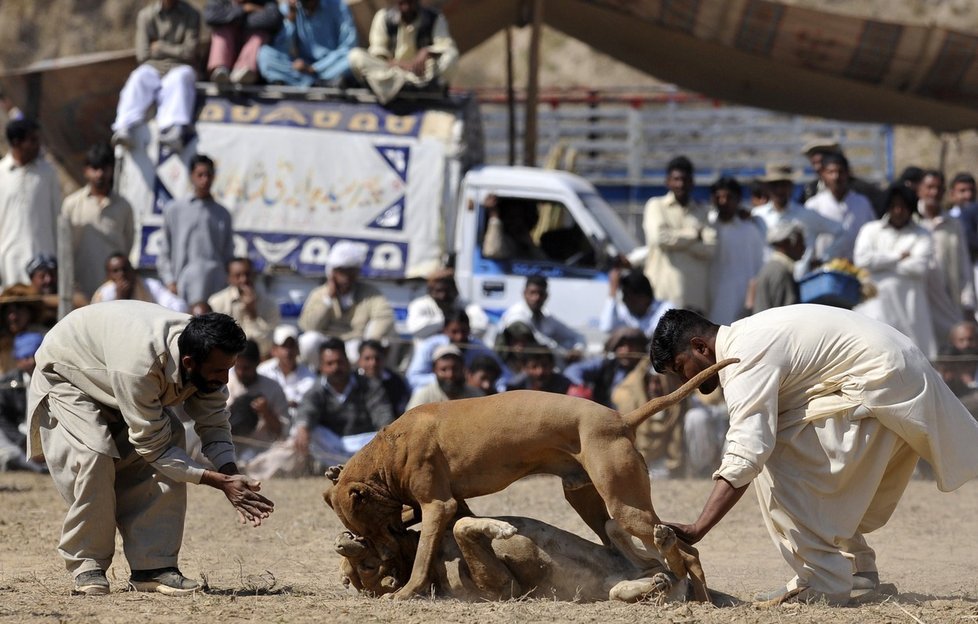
[714, 305, 978, 601]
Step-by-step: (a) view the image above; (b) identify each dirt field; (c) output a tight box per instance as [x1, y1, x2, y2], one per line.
[2, 471, 977, 623]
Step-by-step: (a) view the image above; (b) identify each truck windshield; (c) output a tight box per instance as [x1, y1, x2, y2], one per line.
[579, 192, 638, 255]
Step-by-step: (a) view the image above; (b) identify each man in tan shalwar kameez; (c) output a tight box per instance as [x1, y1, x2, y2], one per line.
[26, 301, 275, 596]
[651, 305, 978, 606]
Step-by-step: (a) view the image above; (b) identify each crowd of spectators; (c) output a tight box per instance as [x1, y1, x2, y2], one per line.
[4, 1, 978, 481]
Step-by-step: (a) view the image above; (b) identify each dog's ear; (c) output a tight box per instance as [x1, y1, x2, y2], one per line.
[322, 480, 335, 509]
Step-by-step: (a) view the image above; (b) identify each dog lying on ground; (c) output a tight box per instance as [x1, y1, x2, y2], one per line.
[334, 515, 739, 605]
[323, 358, 736, 600]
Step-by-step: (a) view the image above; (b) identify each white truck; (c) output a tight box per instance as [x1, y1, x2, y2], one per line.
[116, 89, 637, 352]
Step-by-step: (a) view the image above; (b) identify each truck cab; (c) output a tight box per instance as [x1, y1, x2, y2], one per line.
[452, 166, 638, 353]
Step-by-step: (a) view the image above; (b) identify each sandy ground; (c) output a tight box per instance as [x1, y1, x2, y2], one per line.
[2, 471, 978, 623]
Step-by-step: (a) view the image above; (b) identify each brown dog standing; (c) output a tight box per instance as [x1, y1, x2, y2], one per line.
[324, 358, 737, 599]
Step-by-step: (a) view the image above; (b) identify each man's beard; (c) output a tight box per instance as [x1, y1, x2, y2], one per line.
[188, 369, 224, 393]
[437, 378, 464, 396]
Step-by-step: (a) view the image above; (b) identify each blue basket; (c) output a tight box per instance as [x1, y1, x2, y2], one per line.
[799, 271, 861, 309]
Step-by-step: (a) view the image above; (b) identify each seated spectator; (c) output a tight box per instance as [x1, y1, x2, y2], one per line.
[407, 309, 507, 390]
[504, 347, 572, 395]
[465, 354, 503, 396]
[0, 332, 46, 472]
[92, 252, 189, 313]
[357, 338, 411, 415]
[293, 337, 394, 465]
[481, 194, 546, 261]
[25, 254, 89, 327]
[750, 221, 805, 314]
[112, 0, 200, 151]
[681, 388, 729, 478]
[298, 241, 394, 359]
[406, 344, 483, 410]
[0, 119, 61, 289]
[205, 0, 283, 85]
[190, 300, 212, 316]
[493, 320, 537, 376]
[563, 327, 647, 408]
[348, 0, 458, 104]
[0, 285, 47, 375]
[257, 324, 316, 420]
[227, 340, 290, 462]
[209, 257, 281, 358]
[599, 268, 673, 337]
[936, 344, 978, 399]
[613, 360, 684, 476]
[405, 268, 488, 345]
[497, 276, 585, 364]
[61, 142, 135, 299]
[257, 0, 356, 87]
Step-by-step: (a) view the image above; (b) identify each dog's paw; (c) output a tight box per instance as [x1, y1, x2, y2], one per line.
[482, 520, 518, 540]
[650, 571, 675, 594]
[324, 464, 344, 483]
[653, 524, 677, 551]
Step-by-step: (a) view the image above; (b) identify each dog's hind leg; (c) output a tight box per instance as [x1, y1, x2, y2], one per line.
[563, 482, 612, 545]
[453, 517, 522, 599]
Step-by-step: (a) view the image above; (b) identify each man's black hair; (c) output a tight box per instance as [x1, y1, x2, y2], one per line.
[5, 118, 39, 145]
[178, 313, 248, 364]
[710, 176, 742, 197]
[85, 142, 115, 169]
[650, 308, 719, 374]
[921, 168, 945, 184]
[238, 339, 261, 364]
[666, 155, 694, 176]
[525, 275, 548, 290]
[226, 256, 252, 271]
[359, 338, 387, 355]
[950, 172, 976, 188]
[522, 347, 555, 364]
[898, 165, 924, 185]
[821, 152, 849, 171]
[468, 354, 502, 378]
[620, 270, 654, 299]
[443, 308, 470, 327]
[883, 183, 917, 214]
[319, 336, 347, 357]
[189, 153, 215, 173]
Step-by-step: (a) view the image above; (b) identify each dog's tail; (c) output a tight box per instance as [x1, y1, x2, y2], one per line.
[622, 358, 739, 430]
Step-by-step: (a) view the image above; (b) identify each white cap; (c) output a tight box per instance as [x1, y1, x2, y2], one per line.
[272, 324, 299, 346]
[432, 344, 463, 362]
[766, 220, 805, 244]
[326, 240, 367, 273]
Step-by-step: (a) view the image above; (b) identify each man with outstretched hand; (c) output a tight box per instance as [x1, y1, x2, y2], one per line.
[27, 301, 275, 596]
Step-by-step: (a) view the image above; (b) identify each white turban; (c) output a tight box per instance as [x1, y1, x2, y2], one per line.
[766, 220, 804, 245]
[326, 240, 367, 272]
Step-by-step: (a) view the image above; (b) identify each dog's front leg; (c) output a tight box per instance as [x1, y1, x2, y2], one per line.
[390, 498, 457, 599]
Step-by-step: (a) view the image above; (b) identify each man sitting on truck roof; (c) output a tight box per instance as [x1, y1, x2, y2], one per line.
[257, 0, 357, 88]
[348, 0, 459, 104]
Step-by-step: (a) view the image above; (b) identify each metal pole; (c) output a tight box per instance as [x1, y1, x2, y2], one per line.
[57, 215, 74, 320]
[505, 26, 517, 167]
[523, 0, 543, 167]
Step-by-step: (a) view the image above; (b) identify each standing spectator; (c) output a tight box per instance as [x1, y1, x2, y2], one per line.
[407, 309, 506, 391]
[917, 170, 976, 345]
[348, 0, 459, 104]
[62, 143, 135, 299]
[257, 0, 356, 87]
[599, 268, 673, 337]
[205, 0, 283, 85]
[749, 179, 770, 209]
[465, 355, 503, 397]
[298, 241, 395, 357]
[226, 340, 290, 462]
[157, 154, 235, 305]
[27, 303, 273, 595]
[752, 221, 805, 314]
[0, 332, 45, 472]
[504, 347, 572, 394]
[0, 119, 60, 288]
[356, 338, 411, 415]
[947, 172, 978, 288]
[92, 252, 188, 312]
[292, 337, 394, 463]
[804, 153, 875, 262]
[563, 327, 647, 409]
[256, 325, 316, 420]
[208, 257, 280, 359]
[112, 0, 200, 151]
[898, 166, 925, 197]
[496, 276, 585, 363]
[752, 163, 844, 278]
[642, 155, 715, 312]
[708, 177, 764, 326]
[799, 139, 840, 204]
[853, 185, 936, 357]
[406, 344, 482, 410]
[405, 267, 488, 346]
